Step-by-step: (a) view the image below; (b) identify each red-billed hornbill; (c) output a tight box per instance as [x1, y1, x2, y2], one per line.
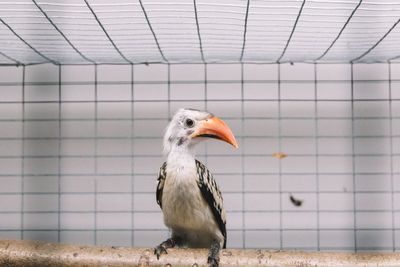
[154, 108, 238, 267]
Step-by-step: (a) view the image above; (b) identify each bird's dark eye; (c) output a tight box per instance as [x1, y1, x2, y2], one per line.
[185, 118, 194, 128]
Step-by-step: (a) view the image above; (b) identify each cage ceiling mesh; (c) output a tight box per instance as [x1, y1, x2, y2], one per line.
[0, 0, 400, 65]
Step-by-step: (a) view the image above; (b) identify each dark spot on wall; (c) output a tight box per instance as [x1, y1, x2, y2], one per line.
[290, 194, 303, 207]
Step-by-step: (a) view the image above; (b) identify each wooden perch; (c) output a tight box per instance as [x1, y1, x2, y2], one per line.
[1, 240, 400, 267]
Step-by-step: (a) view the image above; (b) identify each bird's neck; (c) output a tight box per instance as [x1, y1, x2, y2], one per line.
[166, 145, 196, 168]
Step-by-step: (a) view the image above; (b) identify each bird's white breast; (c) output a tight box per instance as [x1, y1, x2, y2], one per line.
[162, 160, 224, 248]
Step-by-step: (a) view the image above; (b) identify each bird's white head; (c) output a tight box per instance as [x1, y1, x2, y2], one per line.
[163, 108, 238, 156]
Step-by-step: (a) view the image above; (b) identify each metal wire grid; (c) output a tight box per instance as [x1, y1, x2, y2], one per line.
[1, 0, 400, 65]
[0, 62, 399, 251]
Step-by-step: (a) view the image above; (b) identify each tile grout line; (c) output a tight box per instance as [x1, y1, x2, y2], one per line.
[131, 63, 135, 247]
[277, 63, 283, 250]
[94, 64, 98, 245]
[350, 63, 357, 252]
[241, 63, 245, 248]
[388, 62, 395, 252]
[58, 65, 62, 242]
[314, 63, 320, 250]
[20, 65, 26, 240]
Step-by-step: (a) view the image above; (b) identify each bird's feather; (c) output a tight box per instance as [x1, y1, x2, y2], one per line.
[156, 162, 167, 209]
[195, 160, 227, 248]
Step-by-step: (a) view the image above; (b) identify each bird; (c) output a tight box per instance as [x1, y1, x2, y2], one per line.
[154, 108, 238, 267]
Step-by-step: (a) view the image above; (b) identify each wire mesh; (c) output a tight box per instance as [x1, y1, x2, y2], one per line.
[0, 0, 399, 253]
[1, 0, 400, 65]
[0, 62, 399, 251]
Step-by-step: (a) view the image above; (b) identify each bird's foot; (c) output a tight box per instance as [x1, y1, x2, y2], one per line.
[207, 239, 221, 267]
[154, 243, 168, 260]
[207, 254, 220, 267]
[154, 237, 180, 260]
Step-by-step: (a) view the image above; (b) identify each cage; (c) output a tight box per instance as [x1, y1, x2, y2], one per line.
[0, 0, 399, 260]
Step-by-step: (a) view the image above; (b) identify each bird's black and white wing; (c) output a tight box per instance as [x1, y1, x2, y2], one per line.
[156, 162, 167, 209]
[195, 160, 227, 248]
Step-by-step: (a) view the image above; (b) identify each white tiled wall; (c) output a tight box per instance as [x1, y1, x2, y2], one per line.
[0, 63, 399, 251]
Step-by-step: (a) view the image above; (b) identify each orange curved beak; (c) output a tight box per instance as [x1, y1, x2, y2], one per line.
[191, 116, 238, 149]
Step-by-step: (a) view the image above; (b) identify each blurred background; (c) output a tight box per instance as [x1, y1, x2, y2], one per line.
[0, 0, 399, 252]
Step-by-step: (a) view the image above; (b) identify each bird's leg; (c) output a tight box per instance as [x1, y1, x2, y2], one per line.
[154, 236, 181, 260]
[207, 239, 221, 267]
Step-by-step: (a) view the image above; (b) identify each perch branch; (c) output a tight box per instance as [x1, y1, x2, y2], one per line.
[1, 239, 400, 267]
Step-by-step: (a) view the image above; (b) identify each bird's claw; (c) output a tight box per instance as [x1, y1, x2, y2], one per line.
[154, 244, 168, 260]
[207, 255, 220, 267]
